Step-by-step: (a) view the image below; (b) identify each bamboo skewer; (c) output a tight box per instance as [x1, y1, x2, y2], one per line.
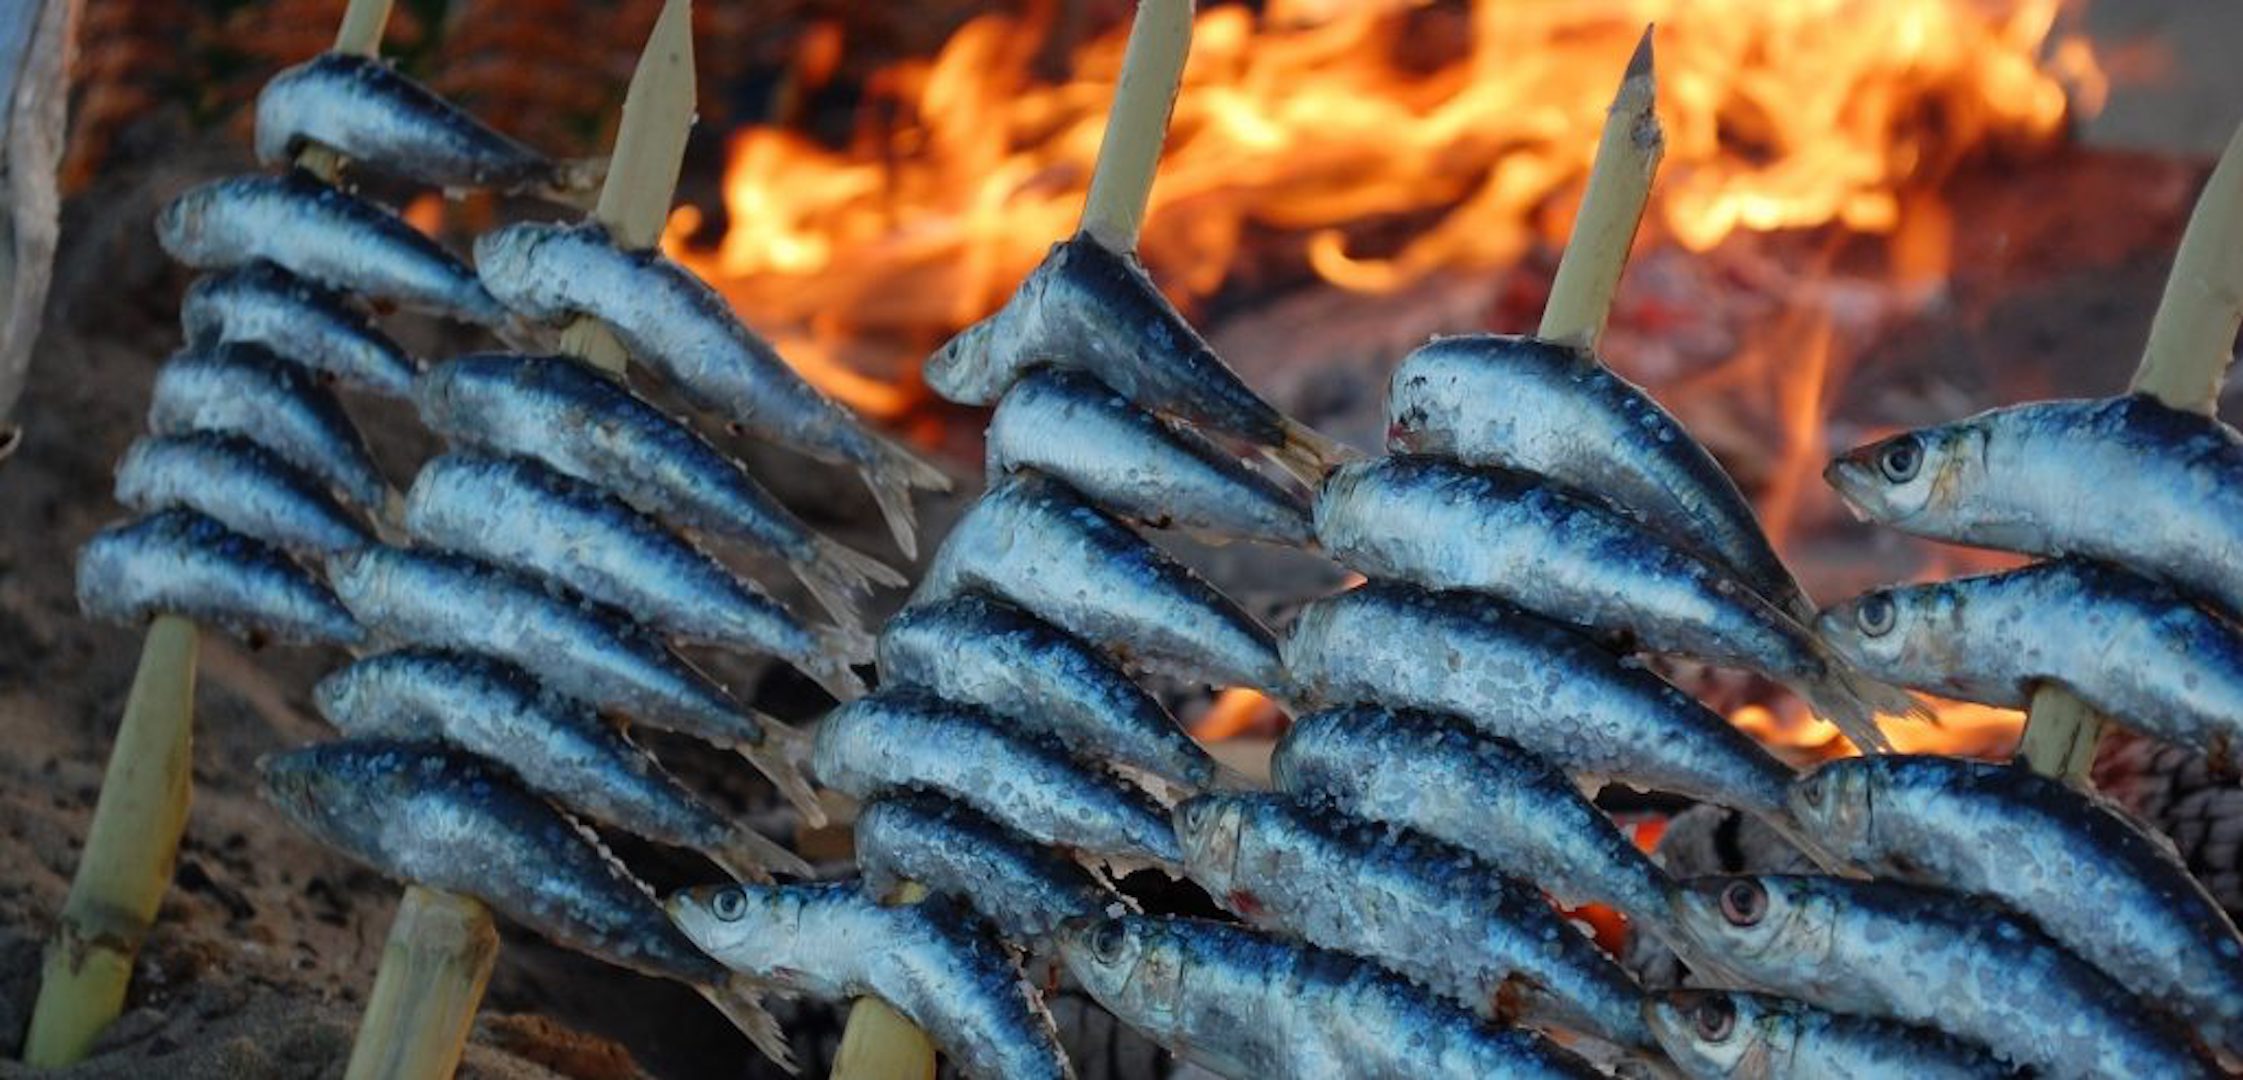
[22, 615, 198, 1066]
[344, 5, 697, 1075]
[831, 4, 1195, 1077]
[21, 2, 401, 1065]
[557, 0, 695, 373]
[2019, 118, 2243, 780]
[1539, 27, 1661, 351]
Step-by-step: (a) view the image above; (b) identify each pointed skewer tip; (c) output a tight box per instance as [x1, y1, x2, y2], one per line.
[1627, 25, 1654, 80]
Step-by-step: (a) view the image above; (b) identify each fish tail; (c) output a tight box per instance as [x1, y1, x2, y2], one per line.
[713, 820, 814, 882]
[791, 622, 873, 703]
[1758, 806, 1868, 879]
[1263, 417, 1356, 487]
[698, 977, 798, 1075]
[856, 435, 952, 561]
[1789, 646, 1907, 755]
[1202, 761, 1264, 793]
[793, 533, 906, 629]
[739, 716, 829, 829]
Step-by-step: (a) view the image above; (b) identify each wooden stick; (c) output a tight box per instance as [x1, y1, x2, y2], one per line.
[2020, 118, 2243, 780]
[830, 883, 935, 1080]
[1539, 26, 1661, 352]
[557, 0, 695, 373]
[1078, 0, 1193, 254]
[344, 887, 500, 1080]
[23, 614, 198, 1066]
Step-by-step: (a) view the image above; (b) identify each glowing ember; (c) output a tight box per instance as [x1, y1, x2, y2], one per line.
[664, 0, 2101, 412]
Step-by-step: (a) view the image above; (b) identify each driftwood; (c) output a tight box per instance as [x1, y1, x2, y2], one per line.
[0, 0, 79, 461]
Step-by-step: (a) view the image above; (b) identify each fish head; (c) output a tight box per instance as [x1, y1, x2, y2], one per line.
[257, 742, 404, 842]
[1644, 990, 1789, 1079]
[665, 883, 791, 963]
[1671, 875, 1836, 974]
[1815, 584, 1960, 690]
[1787, 759, 1876, 859]
[920, 316, 1018, 406]
[1171, 795, 1248, 899]
[153, 185, 213, 261]
[1057, 915, 1186, 1026]
[1823, 421, 1984, 530]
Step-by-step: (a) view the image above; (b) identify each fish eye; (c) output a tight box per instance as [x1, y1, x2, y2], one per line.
[711, 887, 748, 922]
[1719, 880, 1768, 927]
[1877, 437, 1922, 483]
[1855, 593, 1896, 637]
[1090, 920, 1129, 963]
[1692, 997, 1738, 1042]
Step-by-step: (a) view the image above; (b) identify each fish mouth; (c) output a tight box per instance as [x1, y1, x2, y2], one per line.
[1821, 453, 1877, 520]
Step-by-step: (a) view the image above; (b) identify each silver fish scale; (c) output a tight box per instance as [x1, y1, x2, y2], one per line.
[157, 170, 506, 325]
[325, 544, 767, 751]
[811, 687, 1182, 865]
[1317, 454, 1822, 687]
[262, 739, 731, 986]
[116, 432, 373, 557]
[148, 341, 392, 513]
[854, 793, 1119, 940]
[1284, 581, 1796, 822]
[668, 882, 1074, 1080]
[1792, 754, 2243, 1059]
[878, 593, 1229, 792]
[914, 471, 1284, 694]
[315, 649, 809, 882]
[1672, 875, 2218, 1079]
[255, 53, 575, 194]
[1387, 334, 1814, 622]
[76, 508, 363, 646]
[401, 451, 842, 687]
[1173, 792, 1651, 1050]
[1271, 705, 1672, 933]
[1829, 395, 2243, 620]
[1058, 915, 1600, 1080]
[1820, 560, 2243, 760]
[987, 367, 1312, 548]
[1645, 990, 2015, 1080]
[181, 262, 418, 397]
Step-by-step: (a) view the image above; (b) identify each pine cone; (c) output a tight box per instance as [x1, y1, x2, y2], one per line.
[2094, 729, 2243, 919]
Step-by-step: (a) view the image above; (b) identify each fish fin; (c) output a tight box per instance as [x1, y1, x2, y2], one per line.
[1790, 653, 1907, 755]
[740, 716, 829, 828]
[794, 533, 907, 629]
[1757, 808, 1867, 879]
[541, 156, 608, 200]
[791, 623, 873, 703]
[1202, 762, 1264, 793]
[1265, 417, 1357, 487]
[492, 314, 550, 354]
[856, 435, 952, 561]
[699, 977, 798, 1075]
[714, 821, 813, 882]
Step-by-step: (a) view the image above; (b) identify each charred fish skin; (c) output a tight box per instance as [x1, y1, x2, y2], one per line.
[1284, 582, 1798, 824]
[1387, 334, 1815, 623]
[77, 508, 364, 646]
[925, 233, 1349, 484]
[314, 649, 811, 881]
[914, 472, 1285, 695]
[1317, 454, 1905, 751]
[148, 341, 394, 515]
[811, 687, 1183, 866]
[1790, 754, 2243, 1058]
[1670, 875, 2218, 1080]
[987, 367, 1314, 548]
[414, 354, 900, 626]
[261, 740, 797, 1071]
[324, 544, 772, 752]
[116, 432, 374, 557]
[854, 793, 1120, 941]
[1645, 990, 2018, 1080]
[157, 171, 508, 326]
[1057, 915, 1600, 1080]
[1271, 705, 1672, 933]
[181, 261, 418, 397]
[473, 221, 948, 556]
[1820, 561, 2243, 760]
[255, 53, 590, 196]
[1828, 394, 2243, 619]
[1173, 793, 1651, 1050]
[668, 882, 1074, 1080]
[878, 594, 1235, 793]
[402, 451, 867, 701]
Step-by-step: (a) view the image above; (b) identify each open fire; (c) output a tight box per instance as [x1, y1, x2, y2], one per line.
[663, 0, 2108, 759]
